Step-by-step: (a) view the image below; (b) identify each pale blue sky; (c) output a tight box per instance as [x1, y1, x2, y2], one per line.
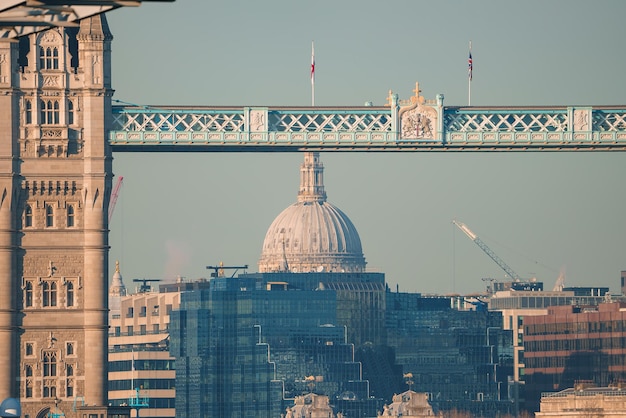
[106, 0, 626, 295]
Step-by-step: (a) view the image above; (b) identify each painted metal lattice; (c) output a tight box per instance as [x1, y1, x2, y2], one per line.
[109, 105, 626, 151]
[268, 110, 392, 132]
[112, 108, 245, 133]
[444, 109, 569, 132]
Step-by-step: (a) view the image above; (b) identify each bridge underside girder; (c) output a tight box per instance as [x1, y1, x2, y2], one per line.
[0, 0, 172, 38]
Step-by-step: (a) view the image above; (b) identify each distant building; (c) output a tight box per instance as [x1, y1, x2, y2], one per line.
[379, 390, 436, 417]
[536, 384, 626, 417]
[386, 291, 514, 417]
[523, 302, 626, 413]
[285, 393, 336, 418]
[108, 268, 189, 418]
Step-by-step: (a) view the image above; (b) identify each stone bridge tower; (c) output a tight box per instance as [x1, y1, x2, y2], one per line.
[0, 14, 118, 418]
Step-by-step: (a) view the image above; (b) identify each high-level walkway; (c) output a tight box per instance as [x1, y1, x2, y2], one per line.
[110, 91, 626, 152]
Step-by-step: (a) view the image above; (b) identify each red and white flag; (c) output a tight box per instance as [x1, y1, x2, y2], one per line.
[311, 41, 315, 85]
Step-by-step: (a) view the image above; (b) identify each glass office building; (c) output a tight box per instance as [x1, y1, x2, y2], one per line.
[170, 274, 384, 418]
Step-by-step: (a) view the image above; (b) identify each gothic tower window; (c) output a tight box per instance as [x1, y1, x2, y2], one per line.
[43, 382, 56, 399]
[67, 204, 75, 227]
[66, 365, 74, 397]
[25, 99, 32, 124]
[42, 281, 57, 307]
[24, 281, 33, 307]
[39, 46, 59, 70]
[40, 100, 60, 125]
[45, 204, 54, 227]
[25, 342, 33, 356]
[68, 100, 75, 125]
[66, 281, 74, 307]
[43, 351, 57, 377]
[24, 365, 33, 398]
[24, 204, 33, 227]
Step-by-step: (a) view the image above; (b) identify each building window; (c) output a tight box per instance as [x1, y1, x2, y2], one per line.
[25, 100, 32, 124]
[24, 370, 33, 398]
[43, 281, 57, 307]
[24, 281, 33, 307]
[66, 342, 74, 356]
[45, 204, 54, 227]
[43, 384, 56, 398]
[140, 325, 146, 335]
[40, 100, 60, 125]
[43, 351, 57, 377]
[127, 326, 133, 336]
[66, 281, 74, 307]
[24, 204, 33, 227]
[39, 46, 59, 70]
[25, 343, 33, 356]
[67, 204, 75, 227]
[68, 100, 74, 125]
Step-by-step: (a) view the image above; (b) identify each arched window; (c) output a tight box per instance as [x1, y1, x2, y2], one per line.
[68, 100, 74, 125]
[38, 47, 45, 69]
[24, 365, 33, 398]
[25, 100, 32, 124]
[43, 281, 57, 307]
[24, 204, 33, 227]
[53, 100, 59, 124]
[40, 100, 60, 125]
[45, 204, 54, 227]
[39, 46, 59, 70]
[43, 351, 57, 376]
[24, 281, 33, 307]
[66, 281, 74, 307]
[67, 204, 75, 227]
[66, 365, 74, 396]
[52, 47, 59, 69]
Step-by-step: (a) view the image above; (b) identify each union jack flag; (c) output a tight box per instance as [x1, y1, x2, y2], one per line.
[468, 51, 473, 81]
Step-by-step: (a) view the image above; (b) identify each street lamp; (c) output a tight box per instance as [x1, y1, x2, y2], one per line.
[0, 398, 21, 417]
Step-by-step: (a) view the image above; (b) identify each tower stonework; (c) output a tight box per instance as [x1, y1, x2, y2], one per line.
[0, 15, 117, 418]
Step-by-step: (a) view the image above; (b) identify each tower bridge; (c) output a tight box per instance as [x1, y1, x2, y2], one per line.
[0, 3, 625, 418]
[110, 100, 626, 152]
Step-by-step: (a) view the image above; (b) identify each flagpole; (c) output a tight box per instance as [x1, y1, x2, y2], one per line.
[311, 41, 315, 106]
[468, 40, 472, 106]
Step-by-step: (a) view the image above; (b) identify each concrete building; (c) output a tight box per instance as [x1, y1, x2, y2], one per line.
[536, 385, 626, 417]
[108, 270, 181, 418]
[523, 302, 626, 413]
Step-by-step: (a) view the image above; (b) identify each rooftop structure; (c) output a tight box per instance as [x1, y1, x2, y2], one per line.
[258, 152, 366, 274]
[536, 385, 626, 417]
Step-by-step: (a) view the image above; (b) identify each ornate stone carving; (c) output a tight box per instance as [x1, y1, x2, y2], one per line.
[40, 30, 60, 44]
[398, 82, 437, 140]
[250, 110, 266, 132]
[42, 75, 59, 87]
[574, 109, 590, 131]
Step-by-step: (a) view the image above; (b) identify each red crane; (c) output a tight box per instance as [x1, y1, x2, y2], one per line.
[108, 176, 124, 222]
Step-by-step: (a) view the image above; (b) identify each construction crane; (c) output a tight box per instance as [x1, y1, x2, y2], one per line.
[132, 278, 162, 293]
[206, 262, 248, 278]
[108, 176, 124, 222]
[452, 220, 521, 282]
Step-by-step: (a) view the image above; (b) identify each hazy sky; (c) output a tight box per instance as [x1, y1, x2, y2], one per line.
[105, 0, 626, 295]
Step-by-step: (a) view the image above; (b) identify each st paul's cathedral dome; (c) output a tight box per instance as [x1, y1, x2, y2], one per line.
[258, 152, 366, 273]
